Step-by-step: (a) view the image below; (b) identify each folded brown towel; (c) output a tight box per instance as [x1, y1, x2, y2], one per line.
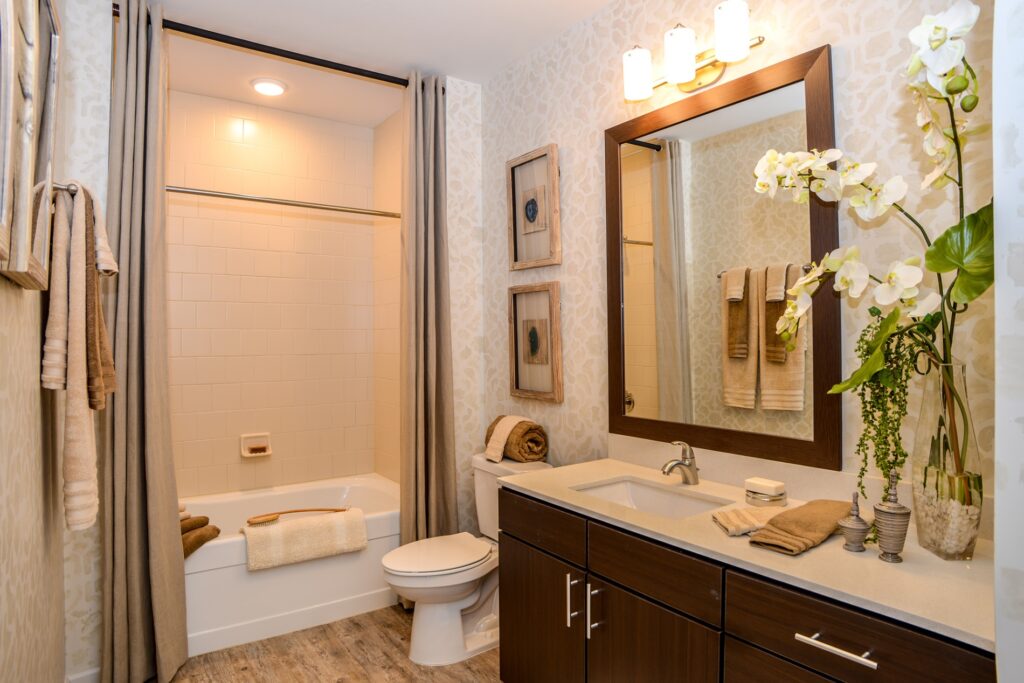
[84, 191, 116, 410]
[183, 524, 220, 558]
[181, 515, 209, 534]
[749, 500, 850, 555]
[722, 269, 759, 409]
[724, 267, 750, 358]
[763, 264, 791, 364]
[484, 415, 548, 462]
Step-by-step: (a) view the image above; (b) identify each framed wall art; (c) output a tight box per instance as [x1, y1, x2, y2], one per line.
[508, 281, 563, 403]
[0, 0, 17, 262]
[506, 143, 561, 270]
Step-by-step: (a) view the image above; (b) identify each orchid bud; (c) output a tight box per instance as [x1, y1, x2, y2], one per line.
[906, 55, 924, 77]
[960, 94, 979, 112]
[945, 75, 969, 94]
[779, 330, 792, 342]
[785, 342, 796, 353]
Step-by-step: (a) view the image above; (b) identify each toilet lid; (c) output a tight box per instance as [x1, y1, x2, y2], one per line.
[382, 532, 493, 576]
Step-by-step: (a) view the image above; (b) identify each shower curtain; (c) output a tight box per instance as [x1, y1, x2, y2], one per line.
[100, 2, 187, 681]
[399, 72, 459, 545]
[651, 139, 694, 423]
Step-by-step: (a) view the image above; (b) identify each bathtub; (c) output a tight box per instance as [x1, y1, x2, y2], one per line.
[182, 473, 400, 656]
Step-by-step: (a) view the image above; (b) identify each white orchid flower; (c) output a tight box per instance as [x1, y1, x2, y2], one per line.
[874, 260, 925, 306]
[849, 176, 908, 220]
[809, 169, 844, 202]
[908, 1, 980, 76]
[776, 301, 802, 340]
[755, 149, 781, 178]
[800, 148, 842, 173]
[904, 290, 943, 318]
[834, 260, 871, 298]
[754, 171, 779, 197]
[838, 160, 877, 187]
[822, 245, 861, 272]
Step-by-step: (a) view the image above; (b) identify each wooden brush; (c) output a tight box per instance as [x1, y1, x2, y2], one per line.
[246, 507, 349, 527]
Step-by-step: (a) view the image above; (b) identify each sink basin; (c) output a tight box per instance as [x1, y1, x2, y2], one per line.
[572, 476, 731, 519]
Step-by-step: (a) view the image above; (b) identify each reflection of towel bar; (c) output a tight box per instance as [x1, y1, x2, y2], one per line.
[623, 236, 654, 246]
[716, 263, 813, 279]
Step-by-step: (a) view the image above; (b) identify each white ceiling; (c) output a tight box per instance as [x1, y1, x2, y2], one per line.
[157, 0, 615, 84]
[167, 34, 405, 127]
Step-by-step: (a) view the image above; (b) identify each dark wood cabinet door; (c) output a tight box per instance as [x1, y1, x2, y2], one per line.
[499, 533, 586, 683]
[587, 577, 720, 683]
[724, 636, 830, 683]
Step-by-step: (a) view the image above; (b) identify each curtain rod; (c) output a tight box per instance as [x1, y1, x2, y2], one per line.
[624, 139, 663, 152]
[111, 3, 409, 88]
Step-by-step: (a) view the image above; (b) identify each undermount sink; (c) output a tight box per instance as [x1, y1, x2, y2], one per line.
[572, 476, 731, 519]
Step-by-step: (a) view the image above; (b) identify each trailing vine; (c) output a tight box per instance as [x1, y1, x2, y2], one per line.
[854, 308, 915, 499]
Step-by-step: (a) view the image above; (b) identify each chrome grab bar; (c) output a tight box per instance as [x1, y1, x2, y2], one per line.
[794, 632, 878, 670]
[565, 574, 580, 627]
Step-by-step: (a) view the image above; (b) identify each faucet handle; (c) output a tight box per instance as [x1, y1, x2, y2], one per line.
[670, 440, 694, 462]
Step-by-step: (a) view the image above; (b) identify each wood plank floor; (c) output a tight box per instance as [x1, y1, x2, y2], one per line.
[173, 605, 500, 682]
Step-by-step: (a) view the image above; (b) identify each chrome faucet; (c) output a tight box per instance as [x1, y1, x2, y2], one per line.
[661, 441, 699, 485]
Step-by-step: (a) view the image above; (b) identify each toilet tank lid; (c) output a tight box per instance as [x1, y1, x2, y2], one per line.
[471, 453, 552, 476]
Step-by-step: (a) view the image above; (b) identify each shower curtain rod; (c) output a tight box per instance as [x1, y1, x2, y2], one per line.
[111, 3, 409, 88]
[53, 183, 401, 219]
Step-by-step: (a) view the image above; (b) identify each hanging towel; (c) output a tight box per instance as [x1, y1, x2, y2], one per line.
[712, 505, 786, 537]
[722, 269, 759, 409]
[749, 500, 850, 555]
[84, 192, 116, 409]
[242, 509, 368, 571]
[484, 415, 548, 463]
[42, 193, 71, 389]
[723, 267, 750, 358]
[763, 264, 791, 364]
[760, 266, 808, 411]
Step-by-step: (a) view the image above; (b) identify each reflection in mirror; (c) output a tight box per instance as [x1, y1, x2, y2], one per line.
[621, 82, 813, 439]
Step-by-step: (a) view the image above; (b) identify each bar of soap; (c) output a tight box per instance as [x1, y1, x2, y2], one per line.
[744, 477, 785, 496]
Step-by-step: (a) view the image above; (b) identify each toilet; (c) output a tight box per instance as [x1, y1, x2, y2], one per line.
[381, 453, 552, 666]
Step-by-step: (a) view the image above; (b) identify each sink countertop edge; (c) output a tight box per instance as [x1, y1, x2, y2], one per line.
[498, 458, 995, 653]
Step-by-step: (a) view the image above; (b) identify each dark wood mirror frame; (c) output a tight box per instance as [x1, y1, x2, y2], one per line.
[605, 45, 841, 470]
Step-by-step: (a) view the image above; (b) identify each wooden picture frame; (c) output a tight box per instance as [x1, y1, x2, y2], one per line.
[0, 0, 18, 262]
[506, 144, 561, 270]
[508, 281, 563, 403]
[1, 0, 59, 289]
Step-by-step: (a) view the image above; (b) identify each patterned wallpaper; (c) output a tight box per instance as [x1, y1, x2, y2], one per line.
[685, 110, 813, 438]
[466, 0, 994, 484]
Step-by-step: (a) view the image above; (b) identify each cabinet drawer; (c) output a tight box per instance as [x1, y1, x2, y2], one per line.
[725, 572, 996, 682]
[588, 522, 722, 627]
[724, 636, 829, 683]
[498, 489, 587, 566]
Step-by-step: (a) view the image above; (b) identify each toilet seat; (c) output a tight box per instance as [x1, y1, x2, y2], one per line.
[382, 532, 494, 577]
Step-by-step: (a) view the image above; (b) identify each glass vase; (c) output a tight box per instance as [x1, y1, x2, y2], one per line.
[911, 362, 983, 561]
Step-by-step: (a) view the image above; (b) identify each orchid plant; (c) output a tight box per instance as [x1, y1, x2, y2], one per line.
[752, 0, 992, 494]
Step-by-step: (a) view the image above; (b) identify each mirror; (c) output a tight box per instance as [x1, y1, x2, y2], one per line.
[606, 46, 841, 469]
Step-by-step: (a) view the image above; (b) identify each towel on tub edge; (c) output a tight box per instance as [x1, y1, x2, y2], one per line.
[242, 508, 368, 571]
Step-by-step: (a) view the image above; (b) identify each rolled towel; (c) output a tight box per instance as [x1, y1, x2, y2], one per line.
[178, 501, 186, 512]
[712, 505, 784, 537]
[749, 500, 851, 555]
[181, 516, 209, 534]
[179, 510, 191, 521]
[242, 509, 367, 571]
[484, 415, 548, 463]
[183, 525, 220, 559]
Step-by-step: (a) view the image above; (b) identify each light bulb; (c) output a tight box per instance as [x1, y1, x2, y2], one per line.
[622, 46, 653, 101]
[251, 78, 286, 97]
[714, 0, 750, 63]
[664, 24, 697, 84]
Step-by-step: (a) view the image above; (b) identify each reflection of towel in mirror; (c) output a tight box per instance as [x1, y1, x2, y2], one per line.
[723, 267, 750, 358]
[760, 266, 807, 411]
[763, 264, 791, 363]
[722, 269, 758, 409]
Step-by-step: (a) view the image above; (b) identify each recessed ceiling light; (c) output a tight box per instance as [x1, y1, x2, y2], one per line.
[251, 78, 286, 97]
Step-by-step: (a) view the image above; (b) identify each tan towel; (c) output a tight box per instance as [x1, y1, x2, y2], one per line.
[484, 415, 548, 463]
[760, 266, 807, 411]
[242, 509, 368, 571]
[723, 267, 750, 358]
[722, 269, 759, 409]
[179, 510, 191, 521]
[181, 516, 209, 534]
[179, 501, 186, 512]
[61, 189, 99, 530]
[749, 500, 850, 555]
[763, 264, 791, 364]
[712, 505, 784, 536]
[84, 191, 116, 409]
[42, 193, 71, 389]
[183, 525, 221, 559]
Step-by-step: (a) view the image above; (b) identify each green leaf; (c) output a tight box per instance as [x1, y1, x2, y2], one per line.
[925, 201, 994, 304]
[829, 309, 902, 394]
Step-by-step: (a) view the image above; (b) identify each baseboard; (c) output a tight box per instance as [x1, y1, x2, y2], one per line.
[67, 667, 100, 683]
[187, 586, 397, 657]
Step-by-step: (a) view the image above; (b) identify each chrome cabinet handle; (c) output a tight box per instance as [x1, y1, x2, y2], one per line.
[565, 574, 580, 627]
[794, 632, 878, 670]
[586, 584, 601, 639]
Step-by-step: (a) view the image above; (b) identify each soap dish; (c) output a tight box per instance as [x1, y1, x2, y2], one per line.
[746, 490, 787, 507]
[240, 432, 272, 458]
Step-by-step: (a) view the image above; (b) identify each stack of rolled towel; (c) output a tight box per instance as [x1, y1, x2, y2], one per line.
[484, 415, 548, 463]
[179, 501, 220, 558]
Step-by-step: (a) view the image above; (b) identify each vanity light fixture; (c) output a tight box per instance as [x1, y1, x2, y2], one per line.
[251, 78, 286, 97]
[622, 2, 763, 101]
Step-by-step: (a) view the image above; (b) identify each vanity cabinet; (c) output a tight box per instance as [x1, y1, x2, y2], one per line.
[498, 488, 997, 683]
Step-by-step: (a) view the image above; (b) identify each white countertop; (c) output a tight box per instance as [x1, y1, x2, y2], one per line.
[498, 458, 995, 652]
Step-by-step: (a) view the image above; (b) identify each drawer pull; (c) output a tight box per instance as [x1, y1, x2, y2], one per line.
[565, 574, 580, 627]
[795, 632, 878, 670]
[586, 584, 601, 640]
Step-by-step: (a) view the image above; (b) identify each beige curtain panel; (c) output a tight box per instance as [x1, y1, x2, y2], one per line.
[100, 2, 188, 681]
[400, 72, 459, 544]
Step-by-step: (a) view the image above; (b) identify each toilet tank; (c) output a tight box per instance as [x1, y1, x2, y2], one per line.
[472, 454, 552, 540]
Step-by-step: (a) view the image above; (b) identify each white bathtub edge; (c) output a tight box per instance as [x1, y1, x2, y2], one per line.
[188, 586, 398, 657]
